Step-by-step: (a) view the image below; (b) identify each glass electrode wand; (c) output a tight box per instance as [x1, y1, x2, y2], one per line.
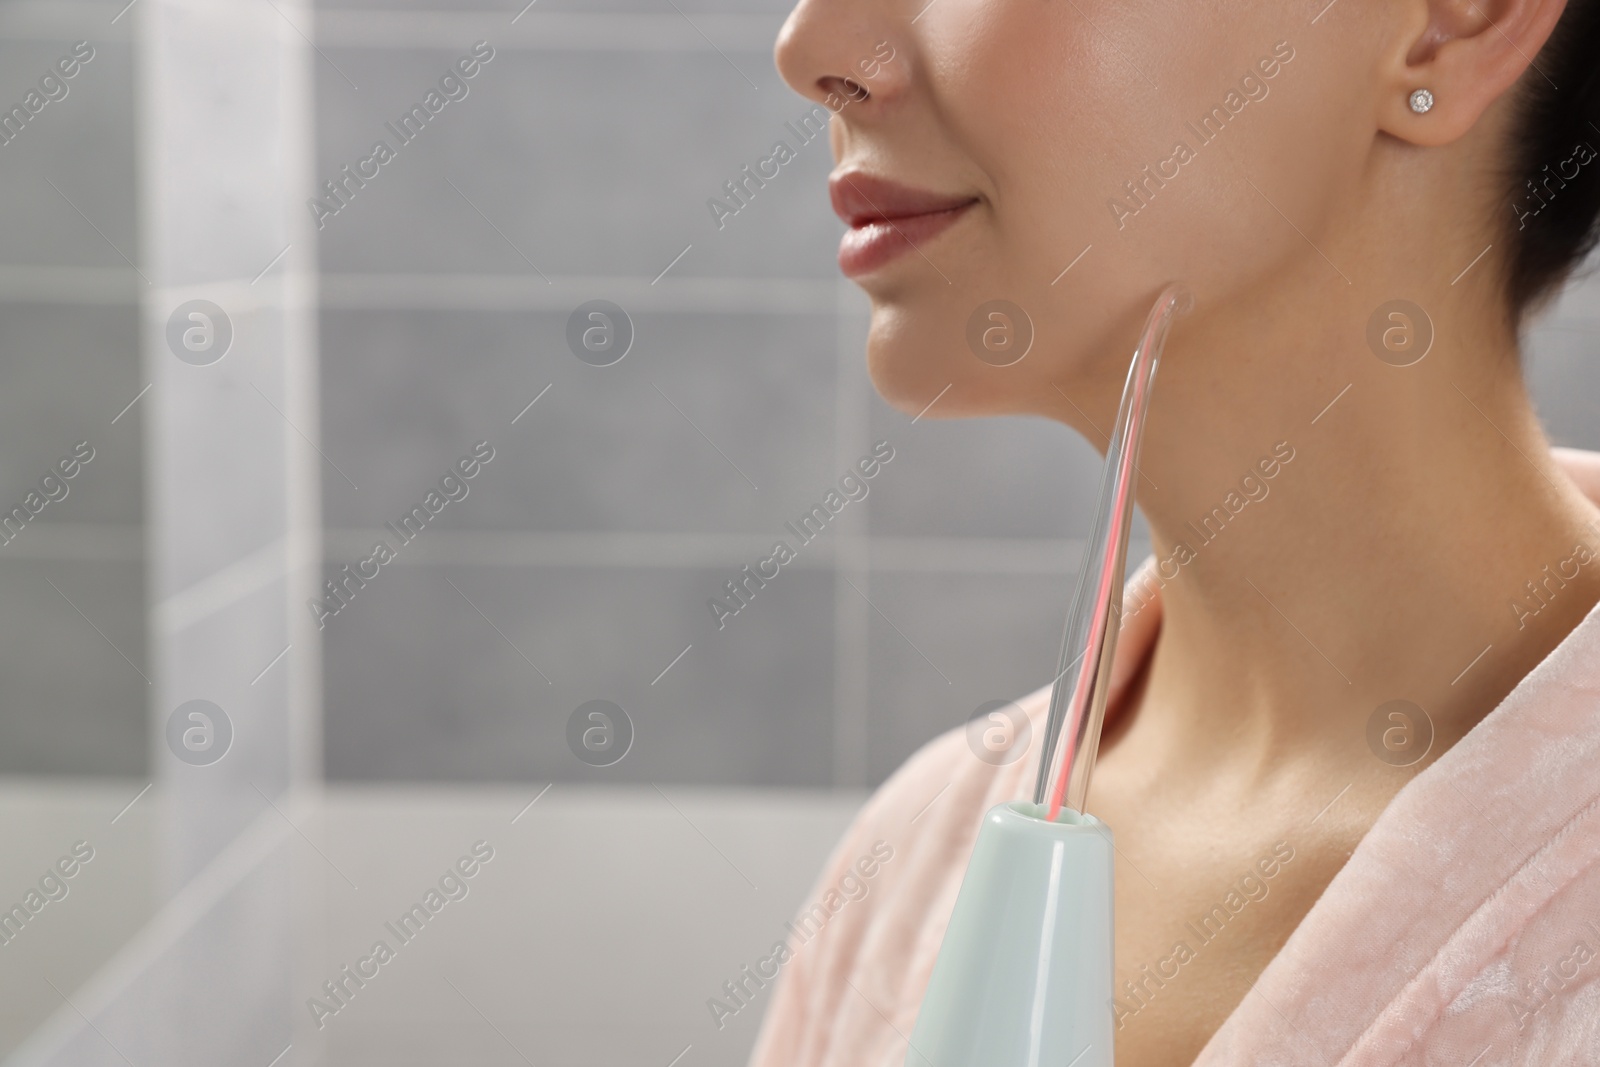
[904, 285, 1190, 1067]
[1034, 283, 1190, 821]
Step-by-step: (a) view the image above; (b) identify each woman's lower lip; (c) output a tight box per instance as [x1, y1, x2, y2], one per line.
[837, 202, 974, 278]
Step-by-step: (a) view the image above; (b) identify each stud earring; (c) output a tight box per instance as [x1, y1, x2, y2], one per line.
[1409, 88, 1434, 114]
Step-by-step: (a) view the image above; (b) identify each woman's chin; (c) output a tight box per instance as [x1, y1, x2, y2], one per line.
[861, 302, 1083, 421]
[861, 307, 956, 416]
[863, 338, 1023, 420]
[864, 348, 944, 418]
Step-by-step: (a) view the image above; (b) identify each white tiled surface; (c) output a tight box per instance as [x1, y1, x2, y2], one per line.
[0, 781, 862, 1067]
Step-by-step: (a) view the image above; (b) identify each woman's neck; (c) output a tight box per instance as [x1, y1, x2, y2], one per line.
[1059, 268, 1600, 795]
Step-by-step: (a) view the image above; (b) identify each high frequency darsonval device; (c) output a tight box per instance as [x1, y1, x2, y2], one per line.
[904, 284, 1189, 1067]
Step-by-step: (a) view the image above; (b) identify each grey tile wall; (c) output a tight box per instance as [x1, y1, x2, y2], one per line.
[1527, 320, 1600, 452]
[318, 0, 795, 10]
[317, 307, 840, 534]
[865, 398, 1106, 539]
[0, 34, 136, 270]
[311, 5, 1600, 791]
[0, 559, 145, 775]
[4, 3, 1598, 788]
[0, 11, 144, 777]
[312, 9, 883, 786]
[862, 569, 1077, 785]
[311, 37, 832, 280]
[322, 563, 836, 783]
[0, 304, 143, 524]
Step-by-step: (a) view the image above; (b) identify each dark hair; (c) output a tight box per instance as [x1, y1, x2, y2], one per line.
[1505, 0, 1600, 322]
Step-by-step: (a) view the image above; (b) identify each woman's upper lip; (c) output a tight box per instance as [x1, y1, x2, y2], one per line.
[829, 171, 978, 227]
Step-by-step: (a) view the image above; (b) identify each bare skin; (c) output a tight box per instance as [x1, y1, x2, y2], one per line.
[1088, 401, 1600, 1063]
[775, 0, 1600, 1060]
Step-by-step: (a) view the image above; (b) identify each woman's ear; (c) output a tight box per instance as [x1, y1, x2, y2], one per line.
[1378, 0, 1571, 146]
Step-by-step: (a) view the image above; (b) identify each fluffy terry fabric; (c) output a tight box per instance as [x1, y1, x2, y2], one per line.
[748, 447, 1600, 1066]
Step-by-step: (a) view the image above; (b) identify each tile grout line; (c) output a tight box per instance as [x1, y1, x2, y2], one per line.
[0, 523, 1126, 572]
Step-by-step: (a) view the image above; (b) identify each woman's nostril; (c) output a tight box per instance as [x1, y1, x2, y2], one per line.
[821, 75, 870, 103]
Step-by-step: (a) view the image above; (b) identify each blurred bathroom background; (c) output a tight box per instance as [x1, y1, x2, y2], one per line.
[1, 0, 1597, 1064]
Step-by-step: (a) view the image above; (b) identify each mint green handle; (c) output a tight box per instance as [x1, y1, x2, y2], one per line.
[905, 801, 1115, 1067]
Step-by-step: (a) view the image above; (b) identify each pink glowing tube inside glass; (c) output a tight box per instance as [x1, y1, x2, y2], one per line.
[1034, 284, 1190, 821]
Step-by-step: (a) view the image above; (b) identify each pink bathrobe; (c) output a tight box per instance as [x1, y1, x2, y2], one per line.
[749, 448, 1600, 1066]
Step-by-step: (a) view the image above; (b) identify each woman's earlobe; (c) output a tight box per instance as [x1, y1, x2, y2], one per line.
[1384, 0, 1570, 143]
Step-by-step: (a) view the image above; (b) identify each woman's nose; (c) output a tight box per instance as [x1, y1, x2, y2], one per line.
[775, 0, 906, 112]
